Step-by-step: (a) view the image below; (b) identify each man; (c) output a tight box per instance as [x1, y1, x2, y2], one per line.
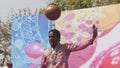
[40, 24, 98, 68]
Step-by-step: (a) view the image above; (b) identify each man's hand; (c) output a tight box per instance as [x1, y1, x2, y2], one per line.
[92, 24, 98, 40]
[88, 24, 98, 45]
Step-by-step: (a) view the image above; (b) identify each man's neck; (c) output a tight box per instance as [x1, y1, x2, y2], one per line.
[51, 43, 59, 49]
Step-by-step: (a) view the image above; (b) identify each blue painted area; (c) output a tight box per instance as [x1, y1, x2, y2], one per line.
[11, 14, 52, 68]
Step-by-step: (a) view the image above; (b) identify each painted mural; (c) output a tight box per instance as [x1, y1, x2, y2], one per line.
[11, 14, 52, 68]
[11, 4, 120, 68]
[54, 4, 120, 68]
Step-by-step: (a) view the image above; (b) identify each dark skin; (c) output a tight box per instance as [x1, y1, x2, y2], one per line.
[89, 24, 98, 44]
[49, 32, 60, 49]
[49, 24, 98, 49]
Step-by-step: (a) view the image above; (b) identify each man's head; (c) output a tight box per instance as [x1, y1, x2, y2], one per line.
[48, 29, 60, 48]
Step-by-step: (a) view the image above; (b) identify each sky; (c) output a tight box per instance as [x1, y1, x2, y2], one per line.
[0, 0, 53, 21]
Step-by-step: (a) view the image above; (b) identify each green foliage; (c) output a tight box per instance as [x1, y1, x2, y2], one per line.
[39, 0, 120, 13]
[39, 9, 45, 14]
[95, 0, 120, 6]
[53, 0, 120, 11]
[53, 0, 93, 11]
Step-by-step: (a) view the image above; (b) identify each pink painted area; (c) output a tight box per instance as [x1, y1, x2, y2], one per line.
[31, 56, 42, 64]
[76, 37, 81, 42]
[60, 30, 66, 36]
[90, 42, 120, 68]
[78, 24, 86, 29]
[60, 30, 75, 41]
[65, 32, 75, 40]
[97, 26, 102, 32]
[89, 23, 120, 68]
[65, 24, 72, 29]
[75, 37, 82, 45]
[95, 20, 99, 24]
[29, 64, 36, 68]
[69, 46, 95, 68]
[86, 20, 92, 25]
[82, 26, 88, 32]
[87, 27, 93, 35]
[25, 42, 43, 59]
[64, 13, 75, 21]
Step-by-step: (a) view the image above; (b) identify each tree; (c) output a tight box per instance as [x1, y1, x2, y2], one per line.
[53, 0, 120, 11]
[38, 0, 120, 13]
[0, 21, 11, 66]
[38, 0, 120, 12]
[53, 0, 93, 11]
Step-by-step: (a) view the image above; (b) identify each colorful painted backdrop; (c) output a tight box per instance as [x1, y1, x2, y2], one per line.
[11, 4, 120, 68]
[54, 4, 120, 68]
[11, 14, 52, 68]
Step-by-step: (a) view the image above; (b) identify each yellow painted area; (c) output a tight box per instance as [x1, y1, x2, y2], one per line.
[97, 4, 119, 31]
[54, 4, 120, 44]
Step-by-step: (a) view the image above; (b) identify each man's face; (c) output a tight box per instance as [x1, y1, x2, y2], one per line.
[49, 32, 59, 47]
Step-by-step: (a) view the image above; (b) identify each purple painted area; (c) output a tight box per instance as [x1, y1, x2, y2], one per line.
[65, 24, 72, 29]
[86, 20, 92, 25]
[64, 13, 75, 21]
